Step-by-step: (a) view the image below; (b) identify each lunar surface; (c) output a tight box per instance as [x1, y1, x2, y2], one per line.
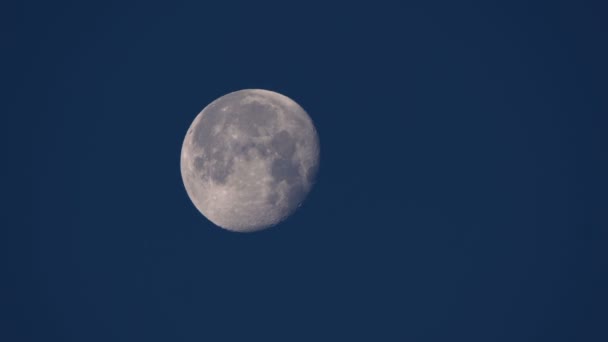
[180, 89, 320, 232]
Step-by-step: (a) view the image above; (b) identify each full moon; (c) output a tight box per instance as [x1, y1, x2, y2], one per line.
[180, 89, 320, 232]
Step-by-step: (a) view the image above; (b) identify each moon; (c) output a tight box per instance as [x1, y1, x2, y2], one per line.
[180, 89, 320, 232]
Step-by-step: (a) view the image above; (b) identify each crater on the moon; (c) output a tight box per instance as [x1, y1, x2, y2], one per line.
[180, 89, 319, 232]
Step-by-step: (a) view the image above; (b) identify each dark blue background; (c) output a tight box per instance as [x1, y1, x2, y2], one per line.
[2, 1, 607, 341]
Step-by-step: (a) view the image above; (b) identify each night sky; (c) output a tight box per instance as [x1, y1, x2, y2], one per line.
[3, 1, 608, 341]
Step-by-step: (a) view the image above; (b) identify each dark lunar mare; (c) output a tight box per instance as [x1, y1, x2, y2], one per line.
[192, 93, 304, 192]
[268, 130, 306, 208]
[228, 101, 277, 137]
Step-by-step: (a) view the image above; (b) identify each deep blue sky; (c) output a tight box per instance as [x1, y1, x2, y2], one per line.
[2, 1, 608, 341]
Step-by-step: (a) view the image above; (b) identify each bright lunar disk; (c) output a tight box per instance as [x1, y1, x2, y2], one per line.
[180, 89, 320, 232]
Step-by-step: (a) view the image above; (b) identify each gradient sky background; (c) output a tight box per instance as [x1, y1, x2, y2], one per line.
[2, 1, 608, 341]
